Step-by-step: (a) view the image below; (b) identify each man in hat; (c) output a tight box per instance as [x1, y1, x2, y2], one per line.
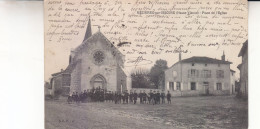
[148, 90, 152, 104]
[156, 90, 161, 104]
[129, 90, 133, 103]
[142, 90, 147, 104]
[161, 90, 165, 104]
[133, 90, 138, 104]
[167, 91, 171, 104]
[125, 90, 129, 104]
[139, 90, 143, 104]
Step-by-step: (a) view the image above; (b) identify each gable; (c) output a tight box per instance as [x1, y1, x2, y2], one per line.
[73, 31, 125, 67]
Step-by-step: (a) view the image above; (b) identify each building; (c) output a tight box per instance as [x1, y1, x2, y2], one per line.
[230, 69, 237, 94]
[49, 18, 127, 96]
[237, 40, 248, 99]
[164, 52, 232, 96]
[48, 68, 73, 96]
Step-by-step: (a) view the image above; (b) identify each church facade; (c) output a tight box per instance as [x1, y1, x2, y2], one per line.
[50, 18, 127, 96]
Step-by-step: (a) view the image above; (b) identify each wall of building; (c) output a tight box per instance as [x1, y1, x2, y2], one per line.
[240, 49, 248, 98]
[117, 66, 127, 92]
[165, 62, 231, 96]
[70, 34, 125, 93]
[70, 62, 82, 94]
[131, 88, 161, 94]
[230, 72, 237, 94]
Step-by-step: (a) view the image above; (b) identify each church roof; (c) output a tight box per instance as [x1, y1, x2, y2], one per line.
[74, 31, 124, 66]
[83, 18, 92, 42]
[238, 40, 248, 57]
[71, 20, 125, 67]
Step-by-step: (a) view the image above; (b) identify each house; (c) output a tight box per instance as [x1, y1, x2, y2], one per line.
[237, 40, 248, 99]
[50, 18, 127, 96]
[164, 52, 232, 96]
[230, 69, 237, 94]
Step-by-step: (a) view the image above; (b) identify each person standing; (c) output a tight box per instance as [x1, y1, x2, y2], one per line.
[129, 90, 133, 103]
[114, 91, 118, 104]
[161, 90, 165, 104]
[75, 92, 79, 103]
[156, 90, 160, 104]
[118, 92, 122, 104]
[153, 90, 156, 105]
[125, 90, 129, 104]
[133, 90, 138, 104]
[122, 91, 125, 104]
[167, 91, 171, 104]
[142, 90, 147, 104]
[148, 90, 152, 104]
[139, 91, 143, 104]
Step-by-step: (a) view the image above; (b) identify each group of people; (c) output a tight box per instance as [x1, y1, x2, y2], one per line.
[68, 87, 106, 103]
[67, 87, 172, 105]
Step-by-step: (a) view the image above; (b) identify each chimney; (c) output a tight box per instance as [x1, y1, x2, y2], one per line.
[179, 52, 182, 61]
[221, 51, 225, 61]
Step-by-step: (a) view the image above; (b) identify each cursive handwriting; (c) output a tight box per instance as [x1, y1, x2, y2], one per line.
[126, 56, 153, 68]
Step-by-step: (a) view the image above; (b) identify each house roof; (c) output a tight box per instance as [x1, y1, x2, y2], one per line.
[51, 71, 63, 76]
[63, 60, 81, 74]
[230, 69, 236, 73]
[179, 56, 232, 64]
[167, 56, 232, 70]
[238, 40, 248, 57]
[237, 64, 242, 70]
[51, 60, 81, 77]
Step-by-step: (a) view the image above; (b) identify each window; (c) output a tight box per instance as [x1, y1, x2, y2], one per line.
[169, 82, 174, 91]
[191, 69, 196, 76]
[192, 63, 195, 66]
[205, 64, 207, 66]
[202, 70, 211, 78]
[176, 82, 181, 90]
[191, 82, 196, 90]
[216, 70, 224, 78]
[216, 83, 222, 90]
[188, 69, 199, 78]
[203, 82, 209, 86]
[93, 51, 105, 64]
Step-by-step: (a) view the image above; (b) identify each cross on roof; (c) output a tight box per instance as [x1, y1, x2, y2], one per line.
[98, 26, 101, 32]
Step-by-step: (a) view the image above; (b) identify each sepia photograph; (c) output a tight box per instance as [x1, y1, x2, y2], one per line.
[44, 0, 248, 128]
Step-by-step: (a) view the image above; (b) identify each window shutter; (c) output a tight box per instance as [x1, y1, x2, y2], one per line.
[188, 69, 191, 78]
[196, 70, 199, 77]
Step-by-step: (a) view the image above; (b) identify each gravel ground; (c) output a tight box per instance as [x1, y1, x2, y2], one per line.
[45, 95, 247, 129]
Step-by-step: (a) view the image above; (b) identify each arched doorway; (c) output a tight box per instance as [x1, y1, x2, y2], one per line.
[90, 74, 107, 89]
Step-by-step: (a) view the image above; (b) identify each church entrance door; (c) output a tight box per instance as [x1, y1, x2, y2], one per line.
[90, 74, 107, 90]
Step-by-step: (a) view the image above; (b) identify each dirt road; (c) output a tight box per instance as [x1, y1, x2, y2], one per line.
[45, 96, 247, 129]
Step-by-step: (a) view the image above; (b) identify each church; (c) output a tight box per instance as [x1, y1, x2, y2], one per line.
[49, 18, 127, 96]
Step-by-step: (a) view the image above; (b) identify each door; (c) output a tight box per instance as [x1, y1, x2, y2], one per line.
[203, 82, 209, 95]
[90, 74, 107, 90]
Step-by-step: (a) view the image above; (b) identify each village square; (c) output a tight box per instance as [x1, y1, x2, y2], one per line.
[45, 18, 248, 129]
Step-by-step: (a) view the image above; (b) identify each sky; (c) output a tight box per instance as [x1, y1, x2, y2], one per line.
[44, 0, 247, 81]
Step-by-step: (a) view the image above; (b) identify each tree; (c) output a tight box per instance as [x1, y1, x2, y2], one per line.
[131, 68, 155, 88]
[149, 59, 168, 89]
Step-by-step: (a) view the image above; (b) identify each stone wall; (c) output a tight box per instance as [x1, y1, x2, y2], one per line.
[165, 62, 231, 96]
